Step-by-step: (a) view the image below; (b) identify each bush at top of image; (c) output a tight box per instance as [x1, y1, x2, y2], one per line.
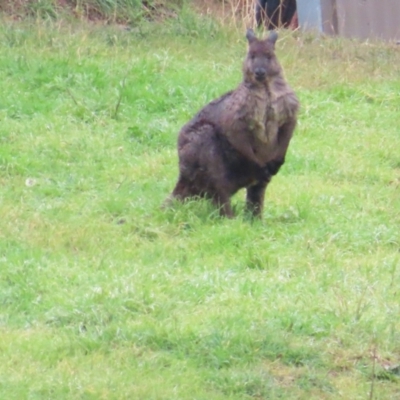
[0, 0, 186, 24]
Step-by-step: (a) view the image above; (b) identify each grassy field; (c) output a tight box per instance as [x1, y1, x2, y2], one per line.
[0, 11, 399, 399]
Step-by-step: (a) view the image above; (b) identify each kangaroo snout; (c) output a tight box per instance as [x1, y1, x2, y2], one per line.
[255, 68, 267, 81]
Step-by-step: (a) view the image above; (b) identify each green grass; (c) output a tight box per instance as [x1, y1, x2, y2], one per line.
[0, 14, 400, 399]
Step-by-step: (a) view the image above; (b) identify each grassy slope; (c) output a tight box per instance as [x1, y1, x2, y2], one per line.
[0, 15, 399, 399]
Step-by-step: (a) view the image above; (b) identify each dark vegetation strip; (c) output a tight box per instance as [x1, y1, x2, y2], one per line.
[0, 0, 187, 24]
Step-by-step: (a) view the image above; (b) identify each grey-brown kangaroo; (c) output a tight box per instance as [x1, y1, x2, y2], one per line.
[168, 29, 299, 218]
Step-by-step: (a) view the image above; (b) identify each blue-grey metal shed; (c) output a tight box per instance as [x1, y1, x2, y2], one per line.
[297, 0, 400, 41]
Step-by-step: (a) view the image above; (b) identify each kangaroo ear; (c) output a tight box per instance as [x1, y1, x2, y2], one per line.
[267, 31, 278, 47]
[246, 28, 257, 43]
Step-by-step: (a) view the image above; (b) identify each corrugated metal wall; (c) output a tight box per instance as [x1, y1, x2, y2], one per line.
[336, 0, 400, 40]
[298, 0, 400, 41]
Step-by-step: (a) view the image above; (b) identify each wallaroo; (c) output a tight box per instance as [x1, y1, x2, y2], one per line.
[167, 29, 299, 218]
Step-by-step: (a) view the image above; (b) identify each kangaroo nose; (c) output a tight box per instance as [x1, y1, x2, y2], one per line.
[255, 68, 266, 81]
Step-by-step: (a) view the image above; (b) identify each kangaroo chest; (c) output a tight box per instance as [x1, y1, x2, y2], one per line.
[249, 89, 277, 144]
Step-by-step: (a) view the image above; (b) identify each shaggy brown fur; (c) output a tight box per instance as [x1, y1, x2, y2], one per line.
[168, 29, 299, 218]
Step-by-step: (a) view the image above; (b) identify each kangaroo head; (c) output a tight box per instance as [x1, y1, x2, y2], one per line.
[243, 29, 282, 86]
